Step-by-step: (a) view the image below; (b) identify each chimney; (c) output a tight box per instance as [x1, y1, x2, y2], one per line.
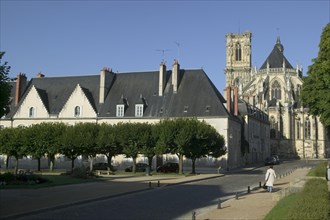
[159, 62, 166, 96]
[15, 73, 27, 106]
[99, 67, 114, 104]
[36, 72, 45, 78]
[226, 86, 231, 114]
[234, 87, 239, 116]
[172, 59, 180, 93]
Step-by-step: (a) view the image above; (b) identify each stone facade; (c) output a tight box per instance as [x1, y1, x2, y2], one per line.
[225, 32, 330, 159]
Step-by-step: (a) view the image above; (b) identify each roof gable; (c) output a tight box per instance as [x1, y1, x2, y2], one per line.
[13, 85, 49, 118]
[58, 84, 97, 118]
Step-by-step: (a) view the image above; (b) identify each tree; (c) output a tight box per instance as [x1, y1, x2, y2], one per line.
[154, 119, 178, 170]
[46, 122, 66, 172]
[27, 123, 50, 171]
[97, 123, 122, 172]
[301, 23, 330, 127]
[60, 125, 82, 171]
[0, 127, 26, 174]
[174, 118, 195, 174]
[138, 123, 155, 171]
[74, 122, 99, 172]
[117, 123, 149, 173]
[0, 52, 12, 117]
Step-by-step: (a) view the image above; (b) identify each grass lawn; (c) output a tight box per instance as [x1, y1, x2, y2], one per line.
[265, 162, 330, 220]
[264, 193, 299, 220]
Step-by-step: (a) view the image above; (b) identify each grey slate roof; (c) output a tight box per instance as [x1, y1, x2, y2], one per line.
[260, 38, 294, 70]
[5, 68, 230, 119]
[98, 69, 228, 118]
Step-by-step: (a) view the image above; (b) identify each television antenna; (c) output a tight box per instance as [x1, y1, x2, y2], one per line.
[156, 49, 170, 63]
[174, 41, 180, 61]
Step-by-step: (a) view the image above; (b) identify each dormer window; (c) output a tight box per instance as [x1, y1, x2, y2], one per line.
[116, 105, 125, 117]
[135, 104, 144, 117]
[29, 107, 35, 118]
[74, 106, 81, 117]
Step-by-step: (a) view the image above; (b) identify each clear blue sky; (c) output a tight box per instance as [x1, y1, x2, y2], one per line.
[1, 0, 329, 94]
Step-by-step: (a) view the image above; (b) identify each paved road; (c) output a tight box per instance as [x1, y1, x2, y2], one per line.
[16, 160, 317, 220]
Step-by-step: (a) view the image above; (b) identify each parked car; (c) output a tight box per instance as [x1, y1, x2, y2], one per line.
[156, 162, 179, 173]
[264, 156, 279, 166]
[87, 162, 115, 171]
[273, 155, 280, 164]
[125, 163, 149, 172]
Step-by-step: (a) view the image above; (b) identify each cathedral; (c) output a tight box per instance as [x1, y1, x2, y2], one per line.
[225, 32, 330, 159]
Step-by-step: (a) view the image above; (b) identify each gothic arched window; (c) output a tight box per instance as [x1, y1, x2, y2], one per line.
[270, 116, 277, 139]
[235, 43, 242, 61]
[304, 118, 311, 139]
[296, 118, 301, 139]
[271, 81, 281, 100]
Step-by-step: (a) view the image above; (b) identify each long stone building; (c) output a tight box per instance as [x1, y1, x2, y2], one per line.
[225, 32, 330, 159]
[0, 60, 270, 170]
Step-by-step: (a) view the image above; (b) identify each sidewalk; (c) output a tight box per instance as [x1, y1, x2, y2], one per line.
[197, 168, 310, 220]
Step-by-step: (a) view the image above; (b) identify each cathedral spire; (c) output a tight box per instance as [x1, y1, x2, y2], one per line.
[276, 36, 284, 53]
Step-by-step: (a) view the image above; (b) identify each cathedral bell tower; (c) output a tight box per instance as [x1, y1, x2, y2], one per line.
[225, 32, 252, 94]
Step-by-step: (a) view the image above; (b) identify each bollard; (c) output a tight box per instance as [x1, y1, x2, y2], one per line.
[235, 192, 239, 200]
[259, 182, 262, 188]
[217, 198, 222, 209]
[149, 182, 151, 188]
[248, 186, 250, 193]
[192, 211, 196, 220]
[157, 180, 160, 187]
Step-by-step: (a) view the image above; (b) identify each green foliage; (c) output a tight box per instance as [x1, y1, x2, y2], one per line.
[264, 193, 300, 220]
[308, 161, 327, 177]
[265, 178, 330, 220]
[97, 123, 122, 171]
[301, 23, 330, 127]
[60, 125, 81, 170]
[0, 51, 12, 117]
[0, 120, 226, 174]
[0, 172, 48, 186]
[287, 178, 330, 220]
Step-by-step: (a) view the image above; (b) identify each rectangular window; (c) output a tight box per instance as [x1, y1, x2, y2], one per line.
[135, 104, 144, 117]
[29, 107, 35, 118]
[116, 105, 125, 117]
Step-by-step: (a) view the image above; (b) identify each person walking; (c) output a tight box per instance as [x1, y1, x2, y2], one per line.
[265, 165, 276, 192]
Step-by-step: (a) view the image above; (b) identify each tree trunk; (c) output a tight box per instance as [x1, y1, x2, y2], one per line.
[178, 154, 184, 175]
[15, 156, 19, 175]
[5, 155, 9, 169]
[191, 158, 196, 174]
[147, 156, 153, 170]
[106, 155, 112, 171]
[89, 156, 94, 172]
[71, 158, 75, 172]
[132, 157, 137, 173]
[49, 156, 55, 172]
[37, 157, 41, 171]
